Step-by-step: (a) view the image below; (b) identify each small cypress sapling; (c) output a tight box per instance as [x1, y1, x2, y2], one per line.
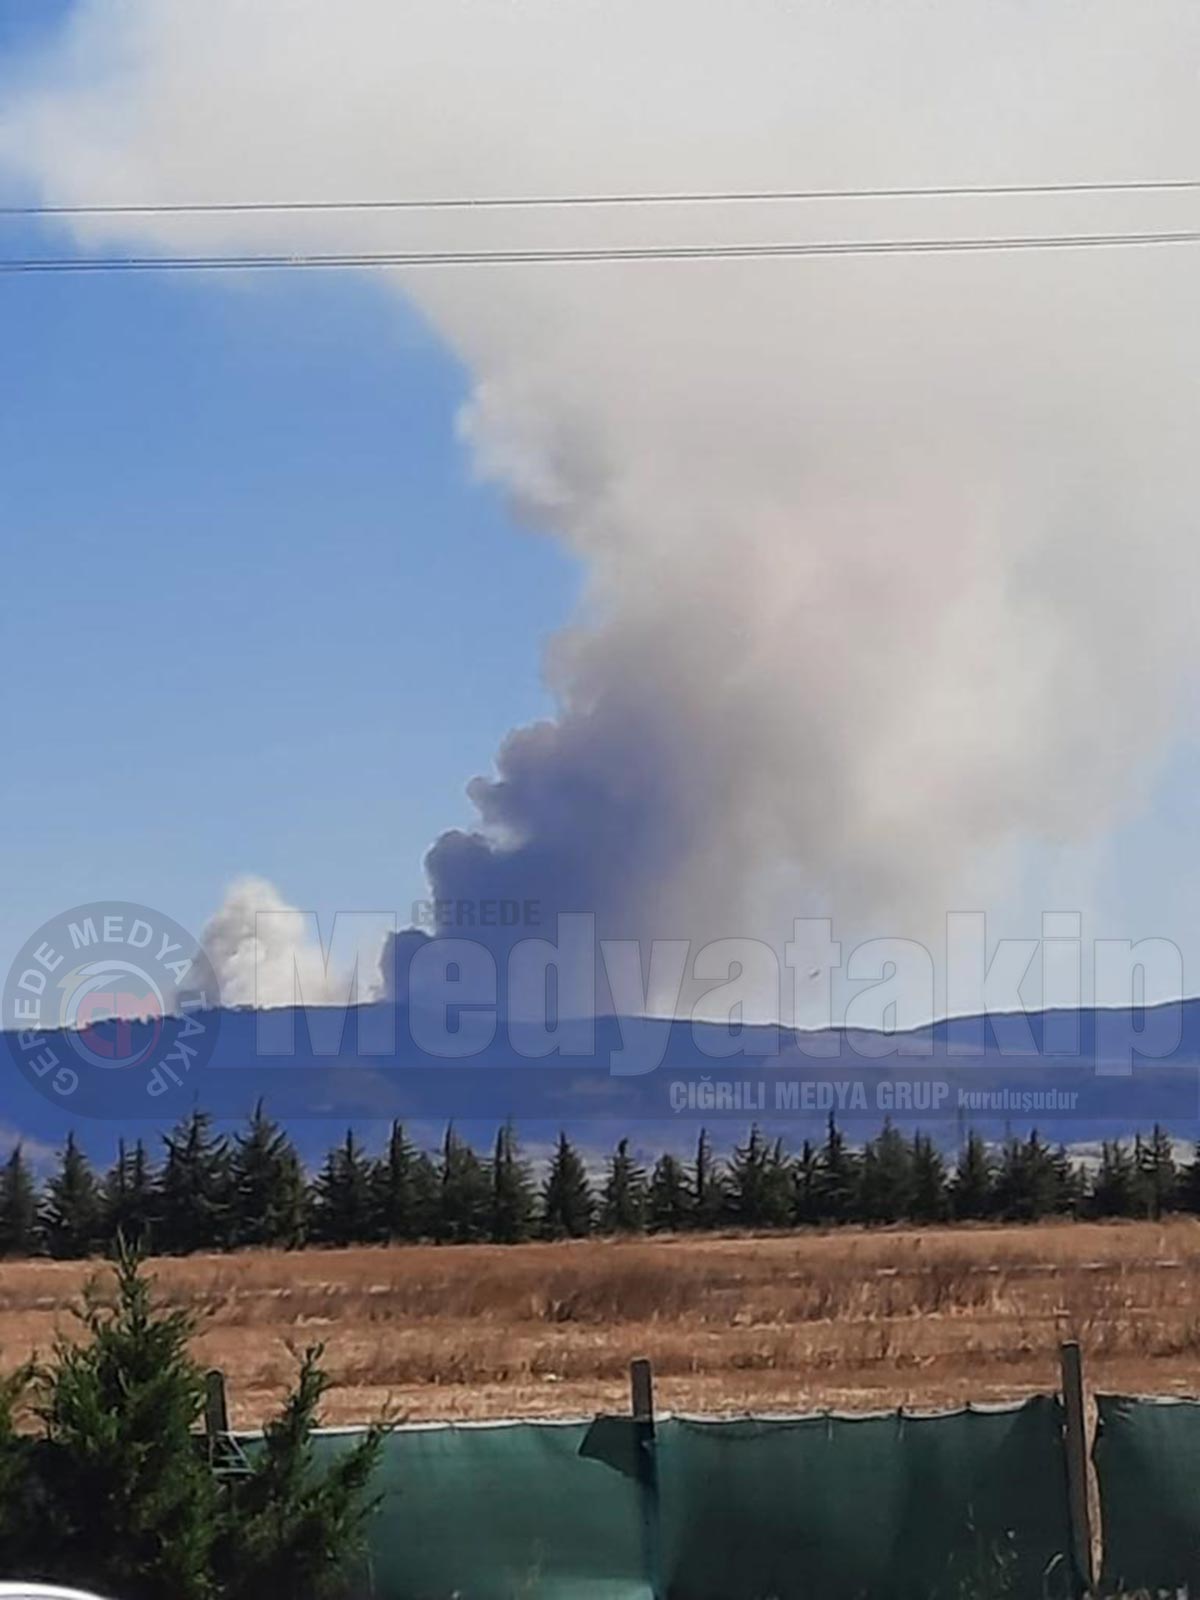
[34, 1238, 217, 1600]
[215, 1344, 383, 1600]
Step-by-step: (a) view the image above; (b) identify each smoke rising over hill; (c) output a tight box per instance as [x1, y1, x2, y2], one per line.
[7, 0, 1200, 1002]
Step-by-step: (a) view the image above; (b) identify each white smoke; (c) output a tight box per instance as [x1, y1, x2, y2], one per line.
[7, 0, 1200, 1004]
[201, 876, 370, 1010]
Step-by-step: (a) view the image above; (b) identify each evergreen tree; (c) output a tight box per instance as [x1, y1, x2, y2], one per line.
[1051, 1143, 1084, 1217]
[792, 1139, 821, 1226]
[371, 1121, 424, 1242]
[727, 1127, 792, 1228]
[647, 1152, 693, 1233]
[856, 1120, 914, 1223]
[309, 1130, 374, 1247]
[438, 1124, 491, 1243]
[158, 1110, 232, 1255]
[993, 1130, 1058, 1222]
[693, 1127, 726, 1229]
[41, 1132, 102, 1260]
[229, 1102, 306, 1249]
[215, 1345, 383, 1600]
[35, 1240, 216, 1599]
[1179, 1140, 1200, 1214]
[101, 1138, 157, 1254]
[1091, 1139, 1139, 1218]
[0, 1143, 40, 1257]
[30, 1247, 382, 1600]
[950, 1131, 994, 1221]
[909, 1132, 949, 1224]
[540, 1132, 594, 1238]
[600, 1138, 648, 1233]
[814, 1115, 859, 1223]
[1136, 1124, 1177, 1219]
[409, 1149, 441, 1242]
[490, 1122, 535, 1244]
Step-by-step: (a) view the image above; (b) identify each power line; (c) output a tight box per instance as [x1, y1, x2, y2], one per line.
[4, 226, 1200, 273]
[6, 175, 1200, 218]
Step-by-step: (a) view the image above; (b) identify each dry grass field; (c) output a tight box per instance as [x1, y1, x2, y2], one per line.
[1, 1219, 1198, 1425]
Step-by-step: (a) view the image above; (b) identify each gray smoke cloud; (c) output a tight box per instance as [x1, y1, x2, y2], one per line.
[6, 0, 1200, 1005]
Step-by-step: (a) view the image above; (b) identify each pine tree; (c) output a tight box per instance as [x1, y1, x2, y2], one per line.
[371, 1121, 424, 1241]
[1136, 1124, 1177, 1219]
[438, 1124, 491, 1243]
[41, 1132, 101, 1260]
[792, 1139, 820, 1226]
[856, 1120, 914, 1223]
[647, 1152, 693, 1232]
[31, 1248, 382, 1600]
[540, 1132, 594, 1238]
[309, 1129, 375, 1246]
[993, 1130, 1058, 1222]
[214, 1345, 383, 1600]
[727, 1127, 793, 1228]
[693, 1127, 726, 1229]
[101, 1138, 157, 1253]
[600, 1138, 648, 1233]
[229, 1102, 306, 1248]
[490, 1122, 535, 1243]
[35, 1240, 216, 1599]
[950, 1131, 993, 1220]
[909, 1132, 948, 1224]
[1091, 1139, 1139, 1218]
[158, 1110, 232, 1254]
[1180, 1140, 1200, 1214]
[1051, 1143, 1084, 1217]
[409, 1149, 441, 1241]
[0, 1143, 39, 1257]
[814, 1115, 858, 1223]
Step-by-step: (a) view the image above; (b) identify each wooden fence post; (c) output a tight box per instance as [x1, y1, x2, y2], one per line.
[631, 1358, 661, 1599]
[1060, 1340, 1095, 1592]
[204, 1367, 251, 1478]
[204, 1367, 230, 1450]
[631, 1357, 655, 1431]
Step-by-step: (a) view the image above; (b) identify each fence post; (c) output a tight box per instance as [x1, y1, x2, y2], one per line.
[1059, 1340, 1094, 1593]
[204, 1367, 230, 1449]
[631, 1358, 661, 1600]
[204, 1367, 251, 1478]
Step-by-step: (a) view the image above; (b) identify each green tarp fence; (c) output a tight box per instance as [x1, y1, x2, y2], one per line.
[307, 1397, 1077, 1599]
[655, 1402, 1075, 1600]
[1094, 1394, 1200, 1595]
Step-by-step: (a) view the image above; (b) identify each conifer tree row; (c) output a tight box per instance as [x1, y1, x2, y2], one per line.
[1, 1111, 1197, 1259]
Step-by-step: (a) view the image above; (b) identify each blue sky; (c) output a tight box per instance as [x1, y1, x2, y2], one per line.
[0, 3, 578, 971]
[4, 0, 1200, 1025]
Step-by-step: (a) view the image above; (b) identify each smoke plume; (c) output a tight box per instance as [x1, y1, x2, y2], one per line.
[7, 0, 1200, 996]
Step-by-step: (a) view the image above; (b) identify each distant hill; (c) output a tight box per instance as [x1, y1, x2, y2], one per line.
[3, 999, 1197, 1161]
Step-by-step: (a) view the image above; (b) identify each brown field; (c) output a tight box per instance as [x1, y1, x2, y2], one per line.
[1, 1219, 1198, 1426]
